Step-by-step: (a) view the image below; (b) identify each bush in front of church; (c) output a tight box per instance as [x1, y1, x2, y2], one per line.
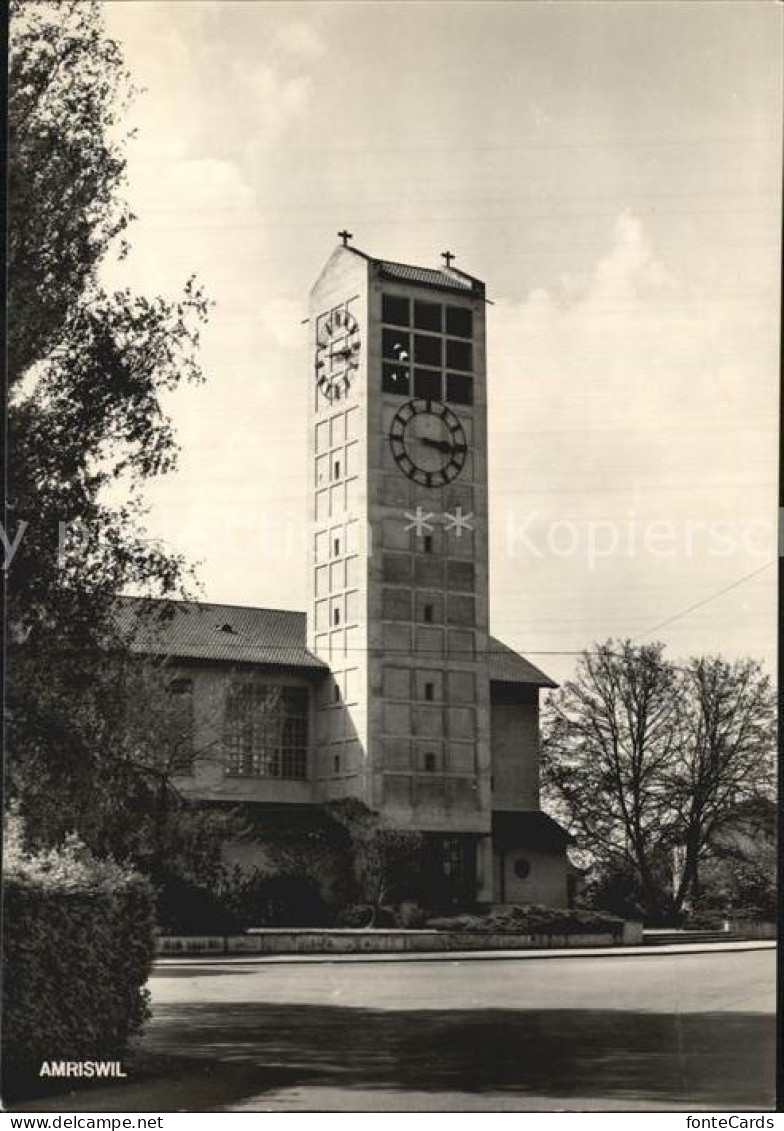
[2, 816, 156, 1095]
[425, 904, 624, 937]
[220, 869, 329, 928]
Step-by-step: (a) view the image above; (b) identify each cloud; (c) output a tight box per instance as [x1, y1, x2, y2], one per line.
[486, 210, 777, 668]
[243, 66, 315, 143]
[271, 22, 326, 61]
[489, 208, 773, 436]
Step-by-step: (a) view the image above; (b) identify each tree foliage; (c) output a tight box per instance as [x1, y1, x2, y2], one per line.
[6, 0, 211, 849]
[542, 640, 775, 920]
[325, 799, 423, 922]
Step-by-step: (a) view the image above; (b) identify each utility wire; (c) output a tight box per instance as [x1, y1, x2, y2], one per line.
[635, 559, 775, 638]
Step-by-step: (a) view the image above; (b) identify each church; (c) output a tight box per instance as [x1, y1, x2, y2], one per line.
[120, 238, 571, 908]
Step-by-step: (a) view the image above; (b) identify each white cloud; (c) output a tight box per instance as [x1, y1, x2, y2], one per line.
[243, 66, 315, 143]
[489, 208, 774, 434]
[271, 22, 326, 61]
[487, 210, 777, 672]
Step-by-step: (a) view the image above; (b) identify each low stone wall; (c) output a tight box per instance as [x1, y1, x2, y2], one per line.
[726, 919, 777, 940]
[156, 922, 643, 956]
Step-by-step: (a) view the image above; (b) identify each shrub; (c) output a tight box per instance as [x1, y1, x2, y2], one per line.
[222, 870, 328, 928]
[332, 902, 375, 928]
[425, 904, 624, 936]
[154, 872, 244, 936]
[394, 901, 432, 928]
[332, 902, 396, 928]
[2, 820, 156, 1092]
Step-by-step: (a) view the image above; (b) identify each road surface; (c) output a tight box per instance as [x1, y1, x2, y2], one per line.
[12, 946, 776, 1112]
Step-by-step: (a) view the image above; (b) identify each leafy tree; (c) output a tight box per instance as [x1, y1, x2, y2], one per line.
[325, 799, 423, 923]
[542, 640, 775, 921]
[6, 0, 210, 849]
[217, 799, 422, 925]
[697, 840, 776, 923]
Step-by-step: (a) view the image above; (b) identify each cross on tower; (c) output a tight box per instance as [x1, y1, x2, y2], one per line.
[441, 250, 455, 268]
[338, 229, 353, 247]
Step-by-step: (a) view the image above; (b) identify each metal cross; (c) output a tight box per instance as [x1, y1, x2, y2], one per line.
[338, 229, 353, 247]
[441, 250, 455, 268]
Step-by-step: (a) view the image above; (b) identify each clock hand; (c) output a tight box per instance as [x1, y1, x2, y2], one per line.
[420, 437, 465, 454]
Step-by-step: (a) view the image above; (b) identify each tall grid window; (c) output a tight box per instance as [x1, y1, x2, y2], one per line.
[225, 683, 308, 780]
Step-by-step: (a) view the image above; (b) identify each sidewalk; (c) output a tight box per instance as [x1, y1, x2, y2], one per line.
[154, 938, 775, 966]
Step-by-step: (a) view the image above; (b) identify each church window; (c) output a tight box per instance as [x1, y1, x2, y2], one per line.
[414, 300, 442, 333]
[423, 603, 434, 624]
[424, 752, 437, 772]
[333, 606, 341, 626]
[414, 368, 442, 400]
[333, 459, 341, 480]
[446, 306, 473, 339]
[382, 328, 410, 361]
[446, 339, 472, 372]
[334, 753, 341, 774]
[446, 372, 473, 406]
[224, 683, 308, 780]
[382, 363, 410, 396]
[333, 536, 340, 557]
[414, 333, 442, 367]
[424, 681, 435, 701]
[382, 294, 410, 326]
[423, 534, 433, 555]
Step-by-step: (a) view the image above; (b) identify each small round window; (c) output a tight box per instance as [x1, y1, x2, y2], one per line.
[514, 856, 531, 880]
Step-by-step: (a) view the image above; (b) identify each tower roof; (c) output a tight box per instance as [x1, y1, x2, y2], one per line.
[333, 241, 485, 298]
[373, 256, 484, 297]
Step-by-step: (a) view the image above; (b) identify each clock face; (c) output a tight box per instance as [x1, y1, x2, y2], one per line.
[389, 399, 467, 487]
[315, 308, 361, 403]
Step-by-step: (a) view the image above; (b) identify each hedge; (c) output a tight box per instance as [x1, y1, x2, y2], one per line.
[2, 824, 156, 1090]
[426, 903, 625, 936]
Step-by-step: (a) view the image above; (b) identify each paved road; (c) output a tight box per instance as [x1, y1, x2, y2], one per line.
[13, 947, 776, 1112]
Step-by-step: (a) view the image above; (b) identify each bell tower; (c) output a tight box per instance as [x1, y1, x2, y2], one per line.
[307, 238, 493, 900]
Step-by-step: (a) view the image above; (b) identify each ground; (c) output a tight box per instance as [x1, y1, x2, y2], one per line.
[10, 946, 776, 1112]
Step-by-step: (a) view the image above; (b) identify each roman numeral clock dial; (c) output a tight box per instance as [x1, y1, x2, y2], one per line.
[389, 398, 467, 487]
[315, 308, 361, 403]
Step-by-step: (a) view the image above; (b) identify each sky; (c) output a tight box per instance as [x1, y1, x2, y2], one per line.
[101, 0, 781, 684]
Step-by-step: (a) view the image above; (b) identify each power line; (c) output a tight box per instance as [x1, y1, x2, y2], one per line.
[635, 559, 775, 638]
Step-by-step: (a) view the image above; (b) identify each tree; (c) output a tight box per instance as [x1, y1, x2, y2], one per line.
[668, 658, 775, 912]
[542, 640, 679, 918]
[6, 0, 210, 848]
[542, 640, 776, 921]
[326, 799, 423, 923]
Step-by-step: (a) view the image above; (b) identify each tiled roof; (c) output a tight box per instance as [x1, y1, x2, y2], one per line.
[487, 636, 557, 689]
[115, 597, 327, 671]
[115, 598, 554, 686]
[376, 259, 483, 295]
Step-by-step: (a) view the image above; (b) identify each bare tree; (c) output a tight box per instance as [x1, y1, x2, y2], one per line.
[542, 640, 682, 918]
[543, 641, 775, 920]
[668, 656, 775, 911]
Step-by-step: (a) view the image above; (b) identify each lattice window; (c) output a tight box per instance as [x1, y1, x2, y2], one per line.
[224, 683, 308, 780]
